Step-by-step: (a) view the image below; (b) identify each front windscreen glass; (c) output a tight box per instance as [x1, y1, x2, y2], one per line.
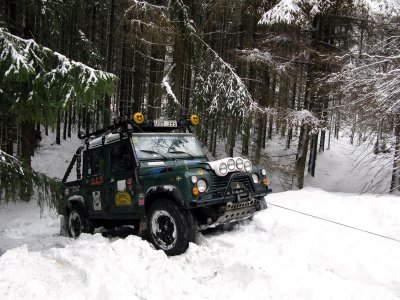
[132, 134, 206, 160]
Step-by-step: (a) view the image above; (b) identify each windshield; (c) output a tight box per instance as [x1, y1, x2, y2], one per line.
[132, 134, 206, 160]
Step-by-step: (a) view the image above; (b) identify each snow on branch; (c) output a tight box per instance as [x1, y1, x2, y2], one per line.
[0, 27, 116, 123]
[327, 37, 400, 116]
[160, 0, 260, 118]
[161, 64, 180, 105]
[258, 0, 400, 27]
[290, 109, 322, 128]
[258, 0, 334, 27]
[0, 28, 37, 79]
[237, 49, 273, 65]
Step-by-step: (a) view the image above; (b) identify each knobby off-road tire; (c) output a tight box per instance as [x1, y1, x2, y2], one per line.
[67, 205, 91, 238]
[147, 200, 196, 256]
[256, 198, 268, 211]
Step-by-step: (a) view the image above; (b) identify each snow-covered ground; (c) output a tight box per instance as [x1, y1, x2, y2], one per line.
[1, 132, 400, 299]
[1, 189, 400, 300]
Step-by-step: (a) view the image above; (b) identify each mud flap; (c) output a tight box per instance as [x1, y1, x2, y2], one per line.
[60, 216, 68, 237]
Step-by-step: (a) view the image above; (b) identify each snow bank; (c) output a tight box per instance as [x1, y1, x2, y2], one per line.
[1, 189, 400, 300]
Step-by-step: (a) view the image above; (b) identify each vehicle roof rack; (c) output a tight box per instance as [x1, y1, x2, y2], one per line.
[78, 112, 200, 141]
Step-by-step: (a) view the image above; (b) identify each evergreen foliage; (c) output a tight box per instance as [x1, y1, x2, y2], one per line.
[0, 27, 116, 124]
[0, 150, 62, 208]
[0, 26, 116, 205]
[0, 0, 399, 196]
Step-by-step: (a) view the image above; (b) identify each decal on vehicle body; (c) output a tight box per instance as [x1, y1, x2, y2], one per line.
[90, 176, 104, 185]
[92, 191, 102, 210]
[115, 191, 132, 206]
[148, 161, 165, 166]
[138, 193, 145, 206]
[184, 160, 202, 164]
[117, 180, 126, 191]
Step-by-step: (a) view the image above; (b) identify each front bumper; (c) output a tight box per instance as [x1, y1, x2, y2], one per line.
[189, 191, 267, 208]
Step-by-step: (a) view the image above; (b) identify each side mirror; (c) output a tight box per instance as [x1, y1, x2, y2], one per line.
[78, 131, 85, 139]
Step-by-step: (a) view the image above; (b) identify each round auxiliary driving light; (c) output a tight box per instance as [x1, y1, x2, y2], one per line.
[236, 158, 244, 170]
[227, 158, 235, 171]
[219, 162, 228, 176]
[261, 168, 267, 176]
[197, 179, 207, 192]
[132, 112, 145, 124]
[191, 176, 198, 184]
[189, 114, 200, 126]
[252, 173, 259, 184]
[244, 160, 252, 172]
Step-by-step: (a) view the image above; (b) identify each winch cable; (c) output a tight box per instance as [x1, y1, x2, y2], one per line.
[266, 202, 400, 244]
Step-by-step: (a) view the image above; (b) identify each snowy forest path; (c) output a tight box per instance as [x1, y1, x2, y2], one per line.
[305, 137, 386, 193]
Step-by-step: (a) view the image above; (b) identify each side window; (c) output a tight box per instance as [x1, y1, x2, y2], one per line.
[111, 142, 132, 173]
[87, 149, 105, 176]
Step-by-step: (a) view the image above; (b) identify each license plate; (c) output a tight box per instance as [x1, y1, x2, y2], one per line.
[154, 120, 177, 127]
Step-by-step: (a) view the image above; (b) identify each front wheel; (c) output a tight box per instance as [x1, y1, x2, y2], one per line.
[67, 206, 90, 238]
[147, 200, 195, 256]
[256, 198, 268, 211]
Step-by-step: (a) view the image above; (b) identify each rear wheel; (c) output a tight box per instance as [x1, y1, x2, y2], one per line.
[67, 206, 90, 238]
[147, 200, 195, 256]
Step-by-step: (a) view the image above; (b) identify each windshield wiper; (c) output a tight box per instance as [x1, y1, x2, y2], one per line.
[139, 149, 167, 159]
[168, 150, 194, 159]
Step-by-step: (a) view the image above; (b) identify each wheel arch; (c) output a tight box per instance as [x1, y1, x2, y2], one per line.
[144, 186, 185, 214]
[66, 195, 88, 216]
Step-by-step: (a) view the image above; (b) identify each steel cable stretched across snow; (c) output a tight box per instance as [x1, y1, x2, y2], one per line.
[266, 202, 400, 244]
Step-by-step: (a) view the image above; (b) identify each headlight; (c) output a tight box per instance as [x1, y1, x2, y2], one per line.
[191, 176, 198, 184]
[236, 158, 243, 170]
[219, 162, 228, 176]
[227, 158, 235, 171]
[244, 160, 252, 172]
[252, 173, 259, 184]
[261, 168, 266, 176]
[197, 179, 207, 192]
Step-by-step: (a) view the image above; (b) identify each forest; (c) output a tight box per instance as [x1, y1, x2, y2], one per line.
[1, 0, 400, 204]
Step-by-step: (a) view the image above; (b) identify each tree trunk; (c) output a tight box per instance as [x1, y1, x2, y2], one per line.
[68, 102, 72, 138]
[228, 120, 236, 157]
[20, 121, 34, 166]
[254, 113, 264, 163]
[172, 28, 184, 112]
[103, 0, 115, 127]
[295, 124, 310, 188]
[63, 111, 68, 140]
[241, 116, 251, 156]
[148, 44, 166, 119]
[308, 131, 318, 177]
[56, 110, 61, 145]
[390, 111, 400, 192]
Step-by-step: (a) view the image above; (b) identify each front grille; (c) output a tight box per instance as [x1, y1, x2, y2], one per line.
[209, 172, 254, 197]
[232, 174, 253, 192]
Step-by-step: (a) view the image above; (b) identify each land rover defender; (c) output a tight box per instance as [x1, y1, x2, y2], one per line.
[59, 113, 271, 255]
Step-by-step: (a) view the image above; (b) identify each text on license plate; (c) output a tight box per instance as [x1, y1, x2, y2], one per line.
[154, 120, 177, 127]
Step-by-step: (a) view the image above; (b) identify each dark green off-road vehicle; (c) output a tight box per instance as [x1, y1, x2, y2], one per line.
[59, 113, 271, 255]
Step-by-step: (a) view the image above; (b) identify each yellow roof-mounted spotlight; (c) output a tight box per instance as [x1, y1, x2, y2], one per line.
[189, 114, 200, 126]
[132, 112, 145, 124]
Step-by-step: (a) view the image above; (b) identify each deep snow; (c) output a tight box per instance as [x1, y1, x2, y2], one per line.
[1, 189, 400, 300]
[1, 132, 400, 299]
